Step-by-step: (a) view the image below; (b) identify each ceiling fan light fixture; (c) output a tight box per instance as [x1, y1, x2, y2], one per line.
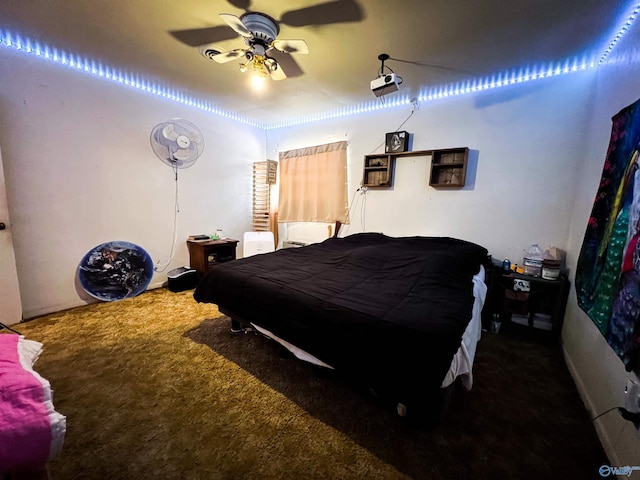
[194, 10, 312, 83]
[248, 54, 268, 89]
[252, 55, 267, 73]
[251, 71, 267, 89]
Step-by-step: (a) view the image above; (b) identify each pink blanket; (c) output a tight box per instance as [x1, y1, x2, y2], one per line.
[0, 334, 65, 474]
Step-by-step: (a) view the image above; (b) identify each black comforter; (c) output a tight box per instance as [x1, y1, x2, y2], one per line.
[194, 233, 487, 407]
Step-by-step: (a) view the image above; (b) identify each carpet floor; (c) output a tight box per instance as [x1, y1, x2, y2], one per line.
[9, 287, 609, 479]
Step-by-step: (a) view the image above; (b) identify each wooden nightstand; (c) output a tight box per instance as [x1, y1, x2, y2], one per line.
[484, 267, 570, 343]
[187, 238, 239, 278]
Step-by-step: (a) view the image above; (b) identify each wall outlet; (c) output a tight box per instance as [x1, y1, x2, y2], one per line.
[624, 378, 640, 414]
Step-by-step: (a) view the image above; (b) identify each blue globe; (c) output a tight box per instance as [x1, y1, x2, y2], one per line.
[78, 241, 154, 301]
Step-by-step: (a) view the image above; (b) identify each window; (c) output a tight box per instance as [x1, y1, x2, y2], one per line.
[277, 141, 348, 224]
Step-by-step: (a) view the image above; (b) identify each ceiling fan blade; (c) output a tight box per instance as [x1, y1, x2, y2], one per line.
[279, 0, 364, 27]
[272, 39, 309, 55]
[169, 26, 238, 47]
[226, 0, 251, 9]
[219, 13, 253, 38]
[199, 44, 246, 63]
[265, 58, 287, 81]
[268, 50, 304, 79]
[269, 66, 287, 81]
[215, 49, 247, 63]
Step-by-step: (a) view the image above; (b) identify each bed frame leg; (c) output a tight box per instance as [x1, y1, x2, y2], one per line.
[230, 318, 254, 334]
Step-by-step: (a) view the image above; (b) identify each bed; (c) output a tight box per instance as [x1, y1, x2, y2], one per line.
[0, 333, 66, 477]
[193, 232, 488, 423]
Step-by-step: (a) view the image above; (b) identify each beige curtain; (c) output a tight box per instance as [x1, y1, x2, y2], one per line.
[278, 141, 349, 223]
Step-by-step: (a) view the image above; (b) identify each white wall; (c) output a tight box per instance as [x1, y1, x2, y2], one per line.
[564, 45, 640, 465]
[267, 72, 596, 262]
[0, 48, 264, 318]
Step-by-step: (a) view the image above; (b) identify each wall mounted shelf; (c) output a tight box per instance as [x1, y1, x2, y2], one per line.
[363, 154, 394, 187]
[429, 147, 469, 188]
[362, 148, 470, 189]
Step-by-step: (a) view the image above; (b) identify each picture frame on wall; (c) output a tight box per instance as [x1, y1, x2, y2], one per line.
[385, 131, 410, 153]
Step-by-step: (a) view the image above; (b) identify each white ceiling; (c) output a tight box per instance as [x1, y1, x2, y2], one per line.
[0, 1, 635, 124]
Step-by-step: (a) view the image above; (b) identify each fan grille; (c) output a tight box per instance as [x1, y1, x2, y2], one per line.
[201, 47, 222, 60]
[150, 119, 204, 169]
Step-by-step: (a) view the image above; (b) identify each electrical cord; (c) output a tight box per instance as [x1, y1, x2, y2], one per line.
[378, 63, 394, 77]
[592, 405, 640, 429]
[342, 186, 367, 234]
[375, 74, 404, 108]
[360, 187, 367, 231]
[354, 99, 420, 231]
[154, 164, 180, 273]
[592, 406, 622, 421]
[388, 56, 461, 73]
[368, 101, 419, 155]
[0, 322, 21, 334]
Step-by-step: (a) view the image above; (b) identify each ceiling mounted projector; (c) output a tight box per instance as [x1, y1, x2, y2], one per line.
[371, 53, 401, 97]
[371, 73, 399, 97]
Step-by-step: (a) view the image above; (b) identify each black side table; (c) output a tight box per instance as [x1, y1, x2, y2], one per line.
[187, 238, 239, 278]
[483, 266, 570, 342]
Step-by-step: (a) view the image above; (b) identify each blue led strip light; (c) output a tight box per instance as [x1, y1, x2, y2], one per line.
[263, 0, 640, 129]
[1, 0, 639, 132]
[417, 56, 596, 103]
[265, 94, 417, 130]
[0, 29, 265, 129]
[265, 57, 595, 130]
[599, 2, 640, 65]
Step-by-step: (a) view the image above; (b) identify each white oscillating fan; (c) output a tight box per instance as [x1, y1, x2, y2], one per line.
[150, 119, 204, 273]
[150, 119, 204, 169]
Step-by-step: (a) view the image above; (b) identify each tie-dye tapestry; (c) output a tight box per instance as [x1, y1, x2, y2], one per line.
[576, 97, 640, 373]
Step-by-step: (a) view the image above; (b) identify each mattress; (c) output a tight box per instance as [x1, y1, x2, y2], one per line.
[194, 233, 489, 405]
[251, 265, 486, 389]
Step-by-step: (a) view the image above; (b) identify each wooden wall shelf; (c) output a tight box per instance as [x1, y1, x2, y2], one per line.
[429, 147, 469, 188]
[363, 154, 394, 187]
[362, 148, 470, 189]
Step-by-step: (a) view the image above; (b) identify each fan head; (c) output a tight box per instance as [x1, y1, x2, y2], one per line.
[150, 119, 204, 169]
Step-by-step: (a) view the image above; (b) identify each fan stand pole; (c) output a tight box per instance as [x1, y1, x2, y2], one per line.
[0, 322, 21, 334]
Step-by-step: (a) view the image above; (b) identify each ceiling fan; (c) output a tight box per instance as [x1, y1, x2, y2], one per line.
[199, 11, 308, 82]
[171, 0, 363, 81]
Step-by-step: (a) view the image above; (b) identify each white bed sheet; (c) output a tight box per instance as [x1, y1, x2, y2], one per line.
[251, 265, 487, 390]
[17, 337, 67, 460]
[440, 265, 487, 389]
